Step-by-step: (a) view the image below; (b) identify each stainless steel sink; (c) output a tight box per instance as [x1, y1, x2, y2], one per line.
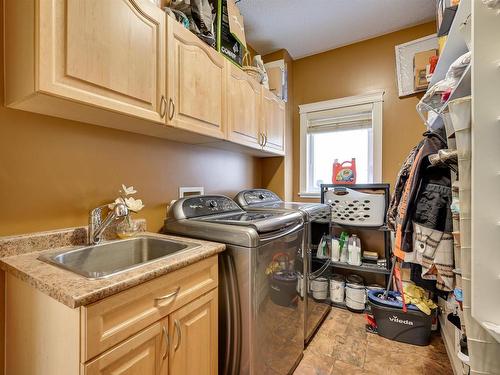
[38, 236, 200, 279]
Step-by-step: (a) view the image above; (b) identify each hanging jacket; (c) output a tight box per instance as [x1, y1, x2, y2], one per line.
[393, 130, 449, 259]
[387, 142, 423, 231]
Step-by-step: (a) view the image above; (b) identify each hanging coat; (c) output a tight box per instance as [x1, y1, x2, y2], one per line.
[387, 142, 423, 231]
[393, 131, 449, 259]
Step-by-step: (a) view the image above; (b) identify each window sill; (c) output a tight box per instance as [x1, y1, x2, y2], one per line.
[298, 192, 321, 199]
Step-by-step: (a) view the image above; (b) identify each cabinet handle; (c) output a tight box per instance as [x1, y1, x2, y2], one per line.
[154, 287, 180, 306]
[162, 326, 169, 360]
[160, 95, 167, 118]
[263, 133, 268, 148]
[174, 319, 182, 351]
[168, 98, 175, 120]
[258, 132, 263, 147]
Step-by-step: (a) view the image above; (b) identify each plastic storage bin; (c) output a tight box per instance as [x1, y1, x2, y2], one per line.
[310, 277, 329, 300]
[345, 275, 366, 312]
[329, 274, 345, 304]
[448, 96, 471, 159]
[324, 187, 386, 227]
[368, 290, 434, 346]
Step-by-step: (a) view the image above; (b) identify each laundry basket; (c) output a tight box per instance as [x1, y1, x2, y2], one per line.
[323, 186, 386, 227]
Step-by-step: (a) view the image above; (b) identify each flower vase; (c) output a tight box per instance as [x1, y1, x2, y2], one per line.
[116, 216, 140, 239]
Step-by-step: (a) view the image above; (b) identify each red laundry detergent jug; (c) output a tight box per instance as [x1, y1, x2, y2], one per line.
[332, 159, 356, 184]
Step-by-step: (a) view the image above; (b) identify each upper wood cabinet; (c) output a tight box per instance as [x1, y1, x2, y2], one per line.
[226, 64, 262, 149]
[166, 18, 226, 139]
[261, 88, 286, 154]
[4, 1, 285, 155]
[5, 0, 166, 123]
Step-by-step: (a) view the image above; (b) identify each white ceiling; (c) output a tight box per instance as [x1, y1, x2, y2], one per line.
[237, 0, 436, 59]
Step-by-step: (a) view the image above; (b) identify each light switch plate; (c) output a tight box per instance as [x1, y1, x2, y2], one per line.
[179, 186, 204, 198]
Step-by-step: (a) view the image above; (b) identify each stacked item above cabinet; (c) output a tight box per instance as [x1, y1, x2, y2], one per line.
[4, 0, 285, 156]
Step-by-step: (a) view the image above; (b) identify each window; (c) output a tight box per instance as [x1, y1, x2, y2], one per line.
[299, 92, 384, 197]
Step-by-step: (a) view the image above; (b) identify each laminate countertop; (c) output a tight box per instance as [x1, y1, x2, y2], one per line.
[0, 228, 225, 308]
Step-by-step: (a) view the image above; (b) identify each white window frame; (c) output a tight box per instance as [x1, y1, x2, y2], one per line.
[298, 91, 384, 198]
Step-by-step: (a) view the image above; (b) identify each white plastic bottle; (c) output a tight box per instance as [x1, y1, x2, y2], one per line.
[339, 241, 348, 263]
[331, 238, 340, 262]
[348, 234, 362, 266]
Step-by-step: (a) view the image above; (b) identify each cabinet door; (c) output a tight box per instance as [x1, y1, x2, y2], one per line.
[227, 64, 262, 149]
[83, 319, 169, 375]
[167, 19, 226, 139]
[261, 88, 286, 154]
[38, 0, 166, 123]
[169, 290, 218, 375]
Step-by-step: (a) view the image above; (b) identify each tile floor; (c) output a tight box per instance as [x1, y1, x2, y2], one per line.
[294, 307, 453, 375]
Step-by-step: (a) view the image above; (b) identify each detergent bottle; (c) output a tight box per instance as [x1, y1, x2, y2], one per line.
[332, 158, 356, 184]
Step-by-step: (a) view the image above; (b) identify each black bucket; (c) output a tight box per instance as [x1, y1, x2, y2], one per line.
[270, 271, 298, 307]
[368, 290, 433, 346]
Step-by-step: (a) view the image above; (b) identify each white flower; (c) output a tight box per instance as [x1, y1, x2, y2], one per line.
[108, 197, 125, 210]
[124, 197, 144, 212]
[121, 184, 137, 196]
[108, 185, 144, 213]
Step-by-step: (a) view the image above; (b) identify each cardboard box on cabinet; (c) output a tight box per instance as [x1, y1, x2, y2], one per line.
[217, 0, 246, 66]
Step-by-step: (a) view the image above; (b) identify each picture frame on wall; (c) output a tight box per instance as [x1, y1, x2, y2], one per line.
[395, 34, 439, 97]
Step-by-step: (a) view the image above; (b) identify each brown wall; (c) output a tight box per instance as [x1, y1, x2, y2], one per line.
[292, 22, 436, 201]
[0, 7, 261, 237]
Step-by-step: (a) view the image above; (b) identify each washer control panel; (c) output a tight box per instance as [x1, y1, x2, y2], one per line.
[181, 195, 241, 218]
[243, 189, 281, 205]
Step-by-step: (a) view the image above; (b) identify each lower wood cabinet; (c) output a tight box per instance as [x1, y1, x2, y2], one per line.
[81, 255, 218, 360]
[5, 256, 219, 375]
[83, 289, 218, 375]
[169, 290, 218, 375]
[83, 319, 169, 375]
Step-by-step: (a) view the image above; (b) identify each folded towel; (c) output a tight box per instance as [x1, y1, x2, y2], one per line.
[405, 222, 454, 292]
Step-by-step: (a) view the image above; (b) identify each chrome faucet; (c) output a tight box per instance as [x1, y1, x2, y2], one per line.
[89, 203, 129, 245]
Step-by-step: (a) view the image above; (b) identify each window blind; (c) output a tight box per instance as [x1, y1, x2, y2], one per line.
[306, 103, 373, 134]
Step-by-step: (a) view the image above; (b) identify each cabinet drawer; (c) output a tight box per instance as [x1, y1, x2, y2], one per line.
[81, 256, 218, 361]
